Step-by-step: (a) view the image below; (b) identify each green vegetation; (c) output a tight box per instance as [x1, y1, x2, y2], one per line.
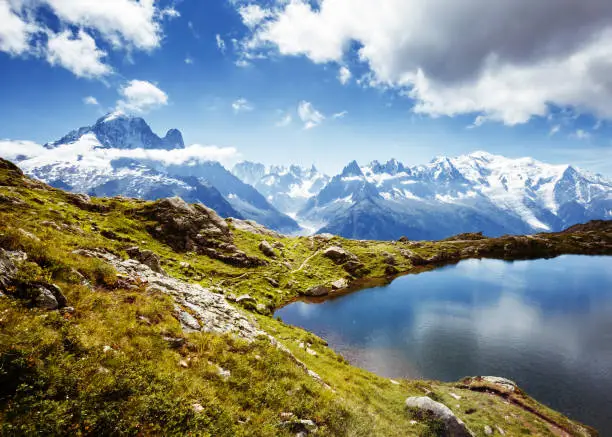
[0, 159, 607, 436]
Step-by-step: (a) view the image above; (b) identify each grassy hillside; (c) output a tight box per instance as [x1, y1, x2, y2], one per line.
[0, 158, 608, 436]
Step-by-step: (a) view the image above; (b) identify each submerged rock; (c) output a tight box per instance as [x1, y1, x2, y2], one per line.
[405, 396, 475, 437]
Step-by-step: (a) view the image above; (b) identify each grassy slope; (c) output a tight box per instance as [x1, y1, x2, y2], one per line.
[0, 160, 606, 436]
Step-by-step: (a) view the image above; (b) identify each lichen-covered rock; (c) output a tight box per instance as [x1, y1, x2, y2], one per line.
[258, 240, 277, 258]
[140, 197, 266, 268]
[323, 246, 358, 264]
[229, 218, 284, 239]
[399, 249, 427, 266]
[405, 396, 475, 437]
[75, 250, 263, 341]
[22, 283, 67, 310]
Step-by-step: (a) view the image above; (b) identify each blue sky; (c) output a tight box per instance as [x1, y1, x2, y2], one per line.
[1, 0, 612, 176]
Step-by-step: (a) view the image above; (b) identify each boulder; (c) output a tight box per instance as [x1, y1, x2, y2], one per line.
[331, 278, 348, 290]
[405, 396, 475, 437]
[259, 240, 277, 258]
[25, 283, 67, 310]
[140, 197, 266, 268]
[323, 246, 358, 264]
[303, 285, 330, 297]
[480, 376, 518, 392]
[126, 247, 165, 273]
[400, 249, 427, 266]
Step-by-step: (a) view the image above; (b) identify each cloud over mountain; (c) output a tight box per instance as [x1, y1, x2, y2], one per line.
[238, 0, 612, 125]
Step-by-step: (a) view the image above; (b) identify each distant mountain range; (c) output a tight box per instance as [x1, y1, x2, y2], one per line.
[6, 113, 612, 240]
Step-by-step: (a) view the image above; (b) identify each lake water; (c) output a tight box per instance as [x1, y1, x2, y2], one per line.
[276, 256, 612, 434]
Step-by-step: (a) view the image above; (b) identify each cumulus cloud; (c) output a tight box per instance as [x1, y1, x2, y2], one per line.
[338, 66, 351, 85]
[0, 0, 171, 78]
[298, 101, 325, 129]
[232, 98, 253, 113]
[116, 80, 168, 113]
[42, 0, 163, 50]
[0, 1, 36, 55]
[46, 29, 112, 78]
[83, 96, 99, 105]
[238, 0, 612, 125]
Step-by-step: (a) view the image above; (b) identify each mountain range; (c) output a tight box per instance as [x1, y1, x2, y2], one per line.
[6, 113, 612, 240]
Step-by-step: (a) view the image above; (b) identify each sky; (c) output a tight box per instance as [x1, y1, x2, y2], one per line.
[1, 0, 612, 176]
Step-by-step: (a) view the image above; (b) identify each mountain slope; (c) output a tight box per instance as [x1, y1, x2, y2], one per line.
[13, 114, 300, 232]
[0, 157, 606, 436]
[233, 161, 329, 216]
[303, 153, 612, 240]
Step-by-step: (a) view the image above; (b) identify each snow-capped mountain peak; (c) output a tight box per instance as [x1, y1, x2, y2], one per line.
[46, 112, 184, 150]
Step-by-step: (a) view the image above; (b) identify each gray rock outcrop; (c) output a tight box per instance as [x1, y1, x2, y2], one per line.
[405, 396, 475, 437]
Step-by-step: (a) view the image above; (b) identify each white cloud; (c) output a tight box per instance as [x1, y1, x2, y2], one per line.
[46, 29, 111, 78]
[239, 0, 612, 125]
[0, 140, 45, 161]
[573, 129, 591, 140]
[235, 59, 250, 68]
[332, 110, 347, 119]
[239, 4, 271, 28]
[298, 101, 325, 129]
[0, 0, 36, 55]
[0, 138, 240, 169]
[185, 56, 194, 64]
[232, 98, 253, 113]
[275, 113, 292, 127]
[42, 0, 163, 50]
[160, 7, 180, 19]
[215, 34, 226, 53]
[338, 66, 351, 85]
[116, 80, 168, 113]
[0, 0, 172, 78]
[83, 96, 99, 105]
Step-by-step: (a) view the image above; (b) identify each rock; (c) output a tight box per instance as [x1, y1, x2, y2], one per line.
[399, 249, 427, 266]
[444, 232, 486, 241]
[266, 277, 279, 287]
[179, 359, 189, 368]
[382, 252, 397, 265]
[484, 425, 493, 435]
[398, 236, 410, 243]
[141, 197, 266, 268]
[162, 335, 186, 349]
[229, 218, 284, 239]
[33, 285, 60, 310]
[323, 246, 358, 264]
[405, 396, 475, 437]
[343, 260, 367, 277]
[236, 294, 256, 304]
[480, 376, 518, 392]
[385, 265, 399, 276]
[21, 282, 67, 310]
[126, 247, 165, 273]
[179, 261, 192, 269]
[259, 240, 277, 258]
[0, 249, 17, 291]
[192, 403, 205, 413]
[60, 306, 75, 315]
[449, 393, 462, 400]
[272, 241, 284, 249]
[216, 366, 231, 380]
[279, 419, 318, 435]
[303, 285, 330, 297]
[331, 278, 348, 290]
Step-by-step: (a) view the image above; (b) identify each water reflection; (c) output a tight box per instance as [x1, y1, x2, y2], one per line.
[275, 256, 612, 434]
